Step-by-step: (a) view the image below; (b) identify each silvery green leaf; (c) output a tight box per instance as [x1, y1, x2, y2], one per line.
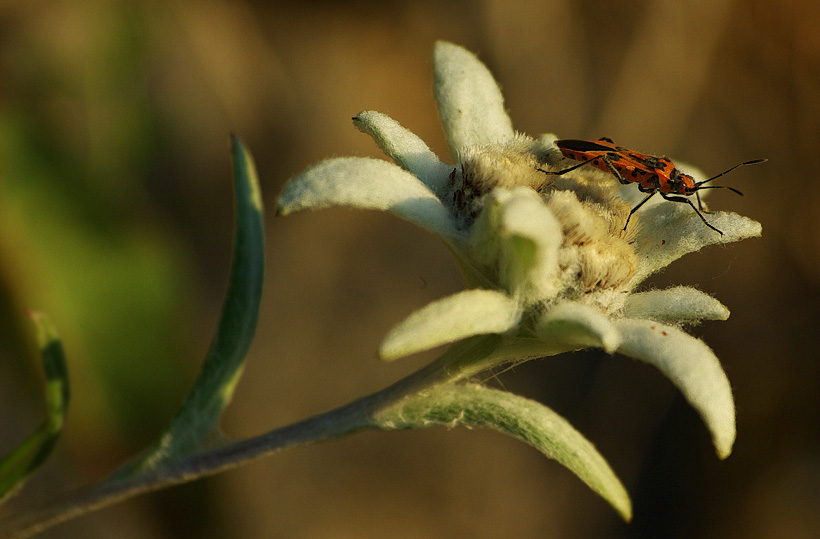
[614, 318, 735, 458]
[374, 383, 632, 521]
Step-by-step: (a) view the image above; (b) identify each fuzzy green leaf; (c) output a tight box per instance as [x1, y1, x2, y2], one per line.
[373, 383, 632, 521]
[0, 312, 69, 503]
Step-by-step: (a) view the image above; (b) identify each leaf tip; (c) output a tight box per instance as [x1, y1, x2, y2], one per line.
[230, 134, 264, 214]
[377, 337, 406, 362]
[26, 310, 60, 352]
[716, 435, 735, 460]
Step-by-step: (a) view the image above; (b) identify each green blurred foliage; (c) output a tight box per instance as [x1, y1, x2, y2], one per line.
[1, 0, 820, 538]
[0, 2, 192, 460]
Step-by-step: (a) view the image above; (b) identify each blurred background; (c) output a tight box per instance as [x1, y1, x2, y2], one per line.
[0, 0, 818, 537]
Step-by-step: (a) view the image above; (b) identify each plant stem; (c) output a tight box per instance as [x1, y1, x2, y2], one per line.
[0, 335, 500, 538]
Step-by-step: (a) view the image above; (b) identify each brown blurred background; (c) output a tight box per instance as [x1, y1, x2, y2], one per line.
[0, 0, 818, 537]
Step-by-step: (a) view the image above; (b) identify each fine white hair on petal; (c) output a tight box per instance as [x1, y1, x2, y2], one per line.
[468, 187, 564, 303]
[379, 289, 522, 360]
[623, 287, 730, 324]
[353, 111, 453, 197]
[277, 157, 460, 241]
[458, 136, 549, 192]
[534, 301, 621, 353]
[630, 204, 762, 284]
[433, 41, 515, 161]
[614, 318, 736, 459]
[372, 383, 632, 521]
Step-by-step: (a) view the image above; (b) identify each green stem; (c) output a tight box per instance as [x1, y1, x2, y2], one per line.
[0, 335, 501, 539]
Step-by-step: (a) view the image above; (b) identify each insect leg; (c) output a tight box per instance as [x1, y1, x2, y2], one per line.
[623, 191, 656, 231]
[539, 156, 602, 176]
[696, 191, 707, 212]
[600, 156, 630, 185]
[660, 193, 723, 235]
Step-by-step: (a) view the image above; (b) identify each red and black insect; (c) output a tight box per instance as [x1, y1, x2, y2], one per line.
[541, 137, 765, 235]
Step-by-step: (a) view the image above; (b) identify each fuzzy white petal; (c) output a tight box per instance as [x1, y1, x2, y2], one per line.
[277, 157, 459, 240]
[433, 41, 514, 161]
[623, 287, 730, 323]
[614, 319, 735, 458]
[535, 302, 621, 353]
[353, 111, 453, 197]
[379, 289, 521, 361]
[631, 203, 762, 284]
[471, 188, 563, 302]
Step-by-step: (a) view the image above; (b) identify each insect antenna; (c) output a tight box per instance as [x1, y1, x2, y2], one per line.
[695, 184, 744, 196]
[695, 158, 767, 188]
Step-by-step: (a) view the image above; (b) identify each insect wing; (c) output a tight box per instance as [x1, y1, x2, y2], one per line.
[553, 139, 628, 177]
[555, 139, 617, 153]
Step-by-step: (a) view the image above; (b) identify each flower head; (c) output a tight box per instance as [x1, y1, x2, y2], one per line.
[276, 41, 761, 460]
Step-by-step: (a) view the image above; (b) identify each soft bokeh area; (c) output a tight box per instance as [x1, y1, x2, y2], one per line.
[1, 1, 818, 537]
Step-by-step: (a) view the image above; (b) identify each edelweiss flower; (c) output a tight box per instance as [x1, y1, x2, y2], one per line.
[277, 42, 760, 468]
